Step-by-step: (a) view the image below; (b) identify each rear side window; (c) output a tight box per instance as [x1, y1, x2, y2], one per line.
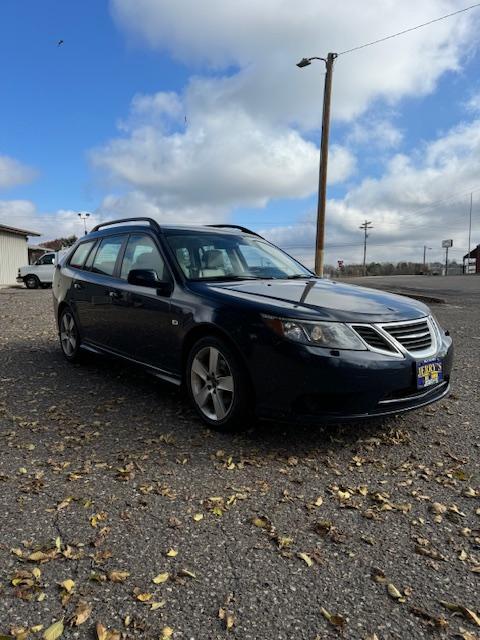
[69, 241, 96, 269]
[84, 240, 99, 270]
[92, 236, 124, 276]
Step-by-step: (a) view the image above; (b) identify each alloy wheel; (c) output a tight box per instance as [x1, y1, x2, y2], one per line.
[60, 312, 77, 357]
[190, 346, 234, 421]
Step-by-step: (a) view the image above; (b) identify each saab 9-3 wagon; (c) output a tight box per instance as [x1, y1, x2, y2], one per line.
[53, 218, 453, 429]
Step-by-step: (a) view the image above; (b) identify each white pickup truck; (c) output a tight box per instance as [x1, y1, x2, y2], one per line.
[17, 251, 65, 289]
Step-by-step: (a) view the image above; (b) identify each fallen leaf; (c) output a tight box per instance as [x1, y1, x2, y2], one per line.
[43, 620, 64, 640]
[161, 627, 173, 639]
[135, 592, 153, 602]
[440, 601, 480, 626]
[108, 570, 130, 583]
[320, 607, 345, 628]
[166, 549, 178, 557]
[387, 583, 403, 600]
[431, 502, 447, 514]
[297, 552, 313, 567]
[251, 516, 269, 528]
[178, 569, 197, 578]
[408, 606, 448, 629]
[60, 579, 75, 593]
[193, 513, 203, 522]
[73, 601, 92, 626]
[152, 572, 169, 584]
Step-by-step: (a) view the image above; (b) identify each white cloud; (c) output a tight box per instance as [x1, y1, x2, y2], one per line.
[98, 191, 225, 225]
[0, 155, 37, 189]
[92, 96, 356, 210]
[110, 0, 478, 125]
[0, 200, 84, 242]
[261, 116, 480, 266]
[347, 118, 403, 149]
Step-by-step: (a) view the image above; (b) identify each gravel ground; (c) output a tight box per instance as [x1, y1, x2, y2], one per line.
[0, 286, 478, 640]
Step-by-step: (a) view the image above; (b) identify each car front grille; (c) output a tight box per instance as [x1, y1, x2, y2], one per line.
[351, 325, 396, 353]
[382, 318, 433, 353]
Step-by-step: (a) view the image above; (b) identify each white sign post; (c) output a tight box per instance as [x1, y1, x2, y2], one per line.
[442, 240, 453, 275]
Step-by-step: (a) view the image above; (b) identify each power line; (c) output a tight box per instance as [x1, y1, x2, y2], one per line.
[338, 3, 480, 56]
[256, 184, 480, 232]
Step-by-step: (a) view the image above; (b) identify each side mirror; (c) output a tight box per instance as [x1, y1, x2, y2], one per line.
[127, 269, 173, 296]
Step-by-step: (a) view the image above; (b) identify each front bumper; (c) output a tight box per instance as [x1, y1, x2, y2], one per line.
[249, 334, 453, 423]
[16, 277, 24, 283]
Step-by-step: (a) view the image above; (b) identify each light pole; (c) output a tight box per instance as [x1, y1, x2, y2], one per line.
[467, 192, 473, 274]
[77, 212, 91, 235]
[423, 245, 432, 271]
[297, 52, 337, 277]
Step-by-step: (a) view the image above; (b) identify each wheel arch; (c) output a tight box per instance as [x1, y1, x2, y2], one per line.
[24, 273, 40, 286]
[181, 324, 254, 397]
[57, 300, 70, 322]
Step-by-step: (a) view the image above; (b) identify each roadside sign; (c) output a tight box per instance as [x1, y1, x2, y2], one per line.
[442, 239, 453, 248]
[464, 257, 476, 274]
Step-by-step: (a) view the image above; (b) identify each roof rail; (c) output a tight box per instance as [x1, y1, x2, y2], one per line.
[91, 217, 162, 233]
[207, 224, 262, 237]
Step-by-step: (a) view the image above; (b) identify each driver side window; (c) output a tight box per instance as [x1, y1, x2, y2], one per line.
[39, 253, 55, 265]
[120, 234, 166, 281]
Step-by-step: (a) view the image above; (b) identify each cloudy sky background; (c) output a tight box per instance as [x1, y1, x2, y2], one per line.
[1, 0, 480, 267]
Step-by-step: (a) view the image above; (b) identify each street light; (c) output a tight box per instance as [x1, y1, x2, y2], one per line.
[296, 52, 337, 277]
[77, 212, 90, 236]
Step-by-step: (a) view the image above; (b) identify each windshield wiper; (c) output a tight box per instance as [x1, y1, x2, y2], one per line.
[286, 274, 317, 279]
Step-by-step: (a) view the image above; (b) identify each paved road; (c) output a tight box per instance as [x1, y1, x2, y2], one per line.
[338, 275, 480, 303]
[0, 287, 478, 639]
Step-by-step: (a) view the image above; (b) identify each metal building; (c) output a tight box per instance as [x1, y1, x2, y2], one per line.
[463, 244, 480, 274]
[0, 224, 40, 285]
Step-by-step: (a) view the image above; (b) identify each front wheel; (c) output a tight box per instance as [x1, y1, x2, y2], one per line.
[25, 275, 40, 289]
[59, 308, 81, 362]
[186, 336, 252, 430]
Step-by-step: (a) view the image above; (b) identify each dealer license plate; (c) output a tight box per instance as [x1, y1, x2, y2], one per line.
[416, 358, 443, 389]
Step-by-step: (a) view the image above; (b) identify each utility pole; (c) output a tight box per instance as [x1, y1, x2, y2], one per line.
[467, 192, 473, 274]
[359, 220, 373, 276]
[445, 245, 449, 276]
[297, 52, 338, 277]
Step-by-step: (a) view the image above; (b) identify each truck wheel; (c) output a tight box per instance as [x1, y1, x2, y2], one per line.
[186, 336, 252, 431]
[59, 308, 81, 362]
[25, 275, 40, 289]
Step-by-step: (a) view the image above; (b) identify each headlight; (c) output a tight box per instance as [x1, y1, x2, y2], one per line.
[262, 315, 367, 350]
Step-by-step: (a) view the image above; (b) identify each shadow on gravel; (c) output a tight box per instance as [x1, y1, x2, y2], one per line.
[10, 336, 396, 458]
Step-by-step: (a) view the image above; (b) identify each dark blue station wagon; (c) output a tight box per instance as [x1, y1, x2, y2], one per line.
[53, 218, 453, 429]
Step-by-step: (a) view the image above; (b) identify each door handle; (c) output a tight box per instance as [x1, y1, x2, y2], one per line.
[73, 282, 83, 290]
[108, 290, 121, 299]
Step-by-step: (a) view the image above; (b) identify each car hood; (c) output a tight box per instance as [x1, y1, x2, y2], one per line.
[198, 278, 429, 323]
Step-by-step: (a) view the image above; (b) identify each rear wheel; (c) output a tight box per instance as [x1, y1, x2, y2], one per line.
[59, 308, 81, 362]
[186, 336, 251, 430]
[25, 275, 40, 289]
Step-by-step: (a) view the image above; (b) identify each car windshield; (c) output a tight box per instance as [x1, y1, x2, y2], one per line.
[165, 232, 313, 281]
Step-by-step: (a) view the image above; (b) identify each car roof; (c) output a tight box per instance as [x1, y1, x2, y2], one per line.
[84, 219, 262, 240]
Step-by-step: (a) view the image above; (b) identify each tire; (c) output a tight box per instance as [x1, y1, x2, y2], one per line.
[58, 308, 82, 362]
[186, 336, 252, 430]
[25, 275, 40, 289]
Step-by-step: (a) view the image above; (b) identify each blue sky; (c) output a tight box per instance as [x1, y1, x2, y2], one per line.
[1, 0, 480, 265]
